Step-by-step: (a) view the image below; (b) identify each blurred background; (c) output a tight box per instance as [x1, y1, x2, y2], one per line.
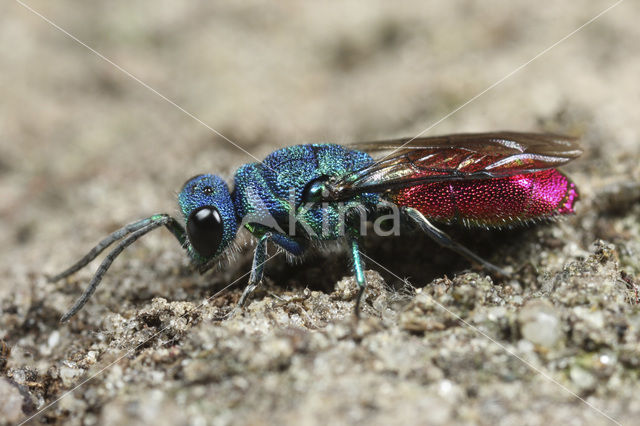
[1, 1, 639, 423]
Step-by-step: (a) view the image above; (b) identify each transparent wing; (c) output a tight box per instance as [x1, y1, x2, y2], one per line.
[324, 131, 581, 200]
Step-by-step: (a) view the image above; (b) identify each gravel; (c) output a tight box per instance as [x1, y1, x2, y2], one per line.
[1, 2, 639, 425]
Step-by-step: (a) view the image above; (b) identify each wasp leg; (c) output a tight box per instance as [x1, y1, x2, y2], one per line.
[347, 227, 367, 318]
[404, 207, 508, 277]
[236, 232, 271, 308]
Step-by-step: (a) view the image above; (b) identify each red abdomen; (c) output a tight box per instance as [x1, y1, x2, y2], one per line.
[390, 169, 578, 227]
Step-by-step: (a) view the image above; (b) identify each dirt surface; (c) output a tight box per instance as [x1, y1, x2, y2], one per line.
[2, 1, 640, 425]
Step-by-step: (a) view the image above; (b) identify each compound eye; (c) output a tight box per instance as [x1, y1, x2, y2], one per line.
[187, 206, 223, 258]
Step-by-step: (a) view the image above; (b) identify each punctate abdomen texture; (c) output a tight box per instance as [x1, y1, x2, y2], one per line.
[390, 169, 578, 227]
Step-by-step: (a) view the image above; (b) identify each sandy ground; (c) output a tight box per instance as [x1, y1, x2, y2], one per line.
[1, 1, 640, 425]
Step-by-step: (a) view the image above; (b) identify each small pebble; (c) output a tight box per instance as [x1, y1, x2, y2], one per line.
[519, 299, 562, 348]
[0, 378, 24, 423]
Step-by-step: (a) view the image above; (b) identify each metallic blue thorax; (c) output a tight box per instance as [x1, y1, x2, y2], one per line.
[232, 144, 379, 253]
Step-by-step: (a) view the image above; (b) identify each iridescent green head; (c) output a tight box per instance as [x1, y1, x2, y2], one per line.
[178, 174, 238, 263]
